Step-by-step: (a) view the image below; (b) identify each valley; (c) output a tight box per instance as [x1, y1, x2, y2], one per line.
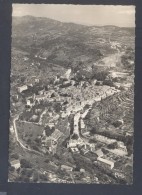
[9, 15, 134, 184]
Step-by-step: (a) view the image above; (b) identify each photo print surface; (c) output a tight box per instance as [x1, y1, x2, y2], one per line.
[9, 4, 135, 184]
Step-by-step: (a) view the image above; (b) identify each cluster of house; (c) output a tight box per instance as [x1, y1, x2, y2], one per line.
[41, 128, 63, 155]
[110, 41, 121, 50]
[95, 134, 128, 156]
[17, 65, 121, 120]
[67, 137, 95, 154]
[67, 137, 116, 170]
[92, 148, 115, 169]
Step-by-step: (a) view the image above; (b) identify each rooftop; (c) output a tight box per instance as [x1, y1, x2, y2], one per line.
[11, 159, 20, 165]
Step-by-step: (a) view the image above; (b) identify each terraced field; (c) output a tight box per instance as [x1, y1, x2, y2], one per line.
[85, 86, 134, 135]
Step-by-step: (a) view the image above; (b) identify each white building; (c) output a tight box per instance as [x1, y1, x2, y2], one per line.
[70, 147, 80, 153]
[95, 149, 103, 157]
[64, 69, 72, 79]
[11, 159, 20, 169]
[94, 96, 101, 102]
[80, 119, 86, 129]
[97, 157, 114, 169]
[26, 99, 34, 107]
[10, 126, 14, 134]
[35, 78, 39, 83]
[80, 168, 85, 173]
[61, 165, 73, 172]
[18, 85, 28, 93]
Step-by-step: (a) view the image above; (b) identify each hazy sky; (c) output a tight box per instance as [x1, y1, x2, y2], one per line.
[12, 4, 135, 27]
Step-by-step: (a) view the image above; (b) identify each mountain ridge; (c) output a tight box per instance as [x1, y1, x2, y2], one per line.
[12, 15, 135, 29]
[11, 15, 135, 82]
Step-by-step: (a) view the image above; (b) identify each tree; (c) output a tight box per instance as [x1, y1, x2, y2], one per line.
[44, 158, 50, 163]
[112, 120, 123, 128]
[9, 166, 15, 172]
[103, 79, 114, 87]
[44, 125, 55, 136]
[54, 102, 61, 113]
[21, 76, 26, 83]
[27, 138, 31, 144]
[72, 133, 79, 140]
[39, 174, 48, 181]
[20, 159, 32, 168]
[32, 145, 40, 151]
[33, 172, 39, 182]
[11, 153, 19, 160]
[34, 137, 40, 144]
[107, 142, 118, 149]
[90, 127, 97, 135]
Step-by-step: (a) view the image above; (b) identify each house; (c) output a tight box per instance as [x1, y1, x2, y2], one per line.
[30, 115, 38, 122]
[48, 123, 55, 128]
[97, 157, 114, 169]
[11, 159, 20, 169]
[81, 146, 90, 155]
[26, 98, 35, 107]
[12, 95, 19, 102]
[23, 57, 29, 61]
[44, 138, 57, 154]
[62, 81, 72, 87]
[95, 149, 104, 157]
[80, 119, 86, 129]
[64, 68, 72, 79]
[10, 125, 14, 134]
[90, 143, 96, 153]
[61, 165, 73, 172]
[51, 129, 63, 141]
[71, 80, 75, 86]
[38, 90, 44, 95]
[80, 168, 85, 173]
[96, 81, 103, 86]
[50, 144, 57, 155]
[44, 139, 52, 147]
[93, 79, 97, 85]
[35, 108, 42, 114]
[18, 85, 28, 93]
[113, 82, 121, 89]
[70, 147, 80, 153]
[42, 130, 46, 137]
[94, 96, 101, 102]
[35, 78, 39, 83]
[67, 141, 77, 148]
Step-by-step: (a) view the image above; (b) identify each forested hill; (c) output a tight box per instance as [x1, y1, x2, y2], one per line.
[12, 16, 135, 69]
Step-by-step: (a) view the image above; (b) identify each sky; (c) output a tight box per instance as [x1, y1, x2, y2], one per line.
[12, 4, 135, 27]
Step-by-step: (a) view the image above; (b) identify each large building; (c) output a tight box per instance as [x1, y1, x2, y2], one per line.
[97, 157, 114, 169]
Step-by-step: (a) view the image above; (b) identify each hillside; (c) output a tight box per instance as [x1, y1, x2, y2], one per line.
[11, 16, 135, 78]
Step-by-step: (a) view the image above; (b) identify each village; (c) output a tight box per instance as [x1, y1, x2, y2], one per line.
[9, 64, 133, 184]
